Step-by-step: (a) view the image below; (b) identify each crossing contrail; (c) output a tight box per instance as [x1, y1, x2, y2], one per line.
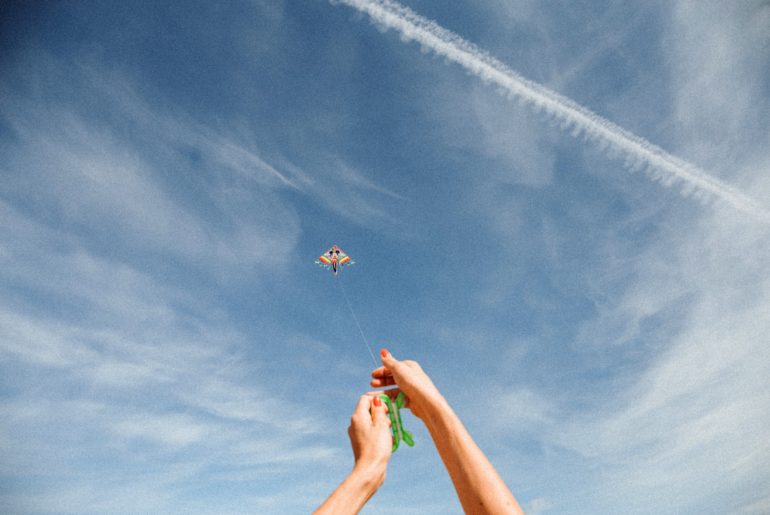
[333, 0, 770, 222]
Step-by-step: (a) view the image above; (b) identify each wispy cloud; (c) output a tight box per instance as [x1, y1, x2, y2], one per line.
[1, 84, 300, 278]
[332, 0, 770, 222]
[280, 155, 409, 227]
[3, 2, 768, 513]
[0, 54, 348, 511]
[0, 233, 339, 513]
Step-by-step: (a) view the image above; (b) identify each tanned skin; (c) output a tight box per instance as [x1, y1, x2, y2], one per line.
[315, 349, 524, 515]
[372, 349, 524, 515]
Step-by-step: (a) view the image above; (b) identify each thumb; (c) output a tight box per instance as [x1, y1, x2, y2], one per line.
[371, 395, 388, 426]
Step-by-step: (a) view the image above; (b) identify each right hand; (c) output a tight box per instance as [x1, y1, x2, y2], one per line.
[370, 349, 444, 421]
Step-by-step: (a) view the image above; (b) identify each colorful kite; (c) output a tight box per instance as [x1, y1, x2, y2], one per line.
[316, 245, 354, 275]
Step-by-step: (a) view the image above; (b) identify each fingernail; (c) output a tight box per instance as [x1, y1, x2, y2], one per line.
[380, 348, 389, 358]
[374, 396, 381, 407]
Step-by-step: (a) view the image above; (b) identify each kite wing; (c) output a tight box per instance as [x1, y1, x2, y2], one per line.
[336, 248, 352, 267]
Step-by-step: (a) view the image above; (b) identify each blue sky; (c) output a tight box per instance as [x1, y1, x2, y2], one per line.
[2, 1, 770, 513]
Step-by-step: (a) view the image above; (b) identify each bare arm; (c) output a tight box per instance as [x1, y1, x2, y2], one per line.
[314, 395, 392, 515]
[421, 395, 523, 514]
[313, 463, 384, 515]
[372, 350, 524, 515]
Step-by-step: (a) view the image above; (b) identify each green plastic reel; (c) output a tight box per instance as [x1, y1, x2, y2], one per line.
[379, 392, 415, 452]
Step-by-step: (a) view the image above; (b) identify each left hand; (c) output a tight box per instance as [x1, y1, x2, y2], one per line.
[313, 395, 394, 514]
[348, 394, 392, 475]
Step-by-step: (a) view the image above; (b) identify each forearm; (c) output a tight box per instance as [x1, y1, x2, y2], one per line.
[423, 395, 523, 515]
[313, 463, 386, 515]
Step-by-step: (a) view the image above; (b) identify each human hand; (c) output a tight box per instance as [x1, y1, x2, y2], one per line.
[370, 349, 445, 421]
[347, 394, 392, 482]
[369, 350, 525, 515]
[313, 395, 393, 514]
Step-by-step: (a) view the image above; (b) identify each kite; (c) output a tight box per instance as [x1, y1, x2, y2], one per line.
[316, 245, 354, 275]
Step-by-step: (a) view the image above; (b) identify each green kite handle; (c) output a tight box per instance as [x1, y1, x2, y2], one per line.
[378, 393, 414, 452]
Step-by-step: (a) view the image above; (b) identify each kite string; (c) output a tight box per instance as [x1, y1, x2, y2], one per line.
[336, 277, 379, 369]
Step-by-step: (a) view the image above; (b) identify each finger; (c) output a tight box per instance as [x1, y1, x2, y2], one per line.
[380, 348, 400, 371]
[363, 391, 386, 406]
[351, 394, 371, 421]
[376, 388, 402, 401]
[371, 395, 388, 426]
[365, 391, 391, 410]
[370, 376, 396, 388]
[370, 365, 392, 379]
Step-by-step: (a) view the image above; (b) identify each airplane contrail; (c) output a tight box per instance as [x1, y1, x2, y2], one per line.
[332, 0, 770, 222]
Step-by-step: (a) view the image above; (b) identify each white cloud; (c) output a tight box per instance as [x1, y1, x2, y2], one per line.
[555, 153, 770, 510]
[456, 4, 770, 510]
[334, 0, 770, 221]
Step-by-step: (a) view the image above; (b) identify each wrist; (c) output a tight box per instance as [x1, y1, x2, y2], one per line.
[352, 460, 387, 491]
[421, 392, 453, 429]
[422, 390, 449, 415]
